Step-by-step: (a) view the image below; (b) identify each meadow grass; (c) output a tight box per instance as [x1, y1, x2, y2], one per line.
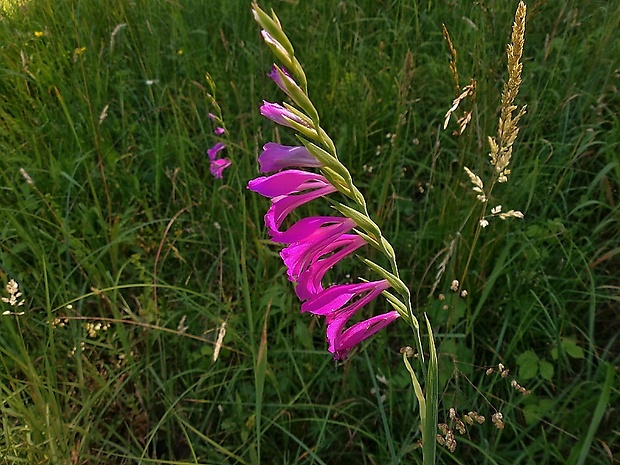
[0, 0, 618, 463]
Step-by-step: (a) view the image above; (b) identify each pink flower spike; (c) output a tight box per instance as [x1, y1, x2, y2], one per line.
[210, 158, 231, 178]
[301, 280, 395, 359]
[214, 127, 225, 135]
[258, 143, 322, 173]
[247, 170, 337, 238]
[281, 220, 357, 282]
[260, 101, 306, 128]
[208, 113, 216, 120]
[207, 142, 226, 161]
[295, 234, 366, 300]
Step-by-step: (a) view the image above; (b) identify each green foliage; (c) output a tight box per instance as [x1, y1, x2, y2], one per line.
[0, 0, 618, 464]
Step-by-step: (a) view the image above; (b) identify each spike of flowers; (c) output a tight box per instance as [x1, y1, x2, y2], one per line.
[248, 2, 422, 360]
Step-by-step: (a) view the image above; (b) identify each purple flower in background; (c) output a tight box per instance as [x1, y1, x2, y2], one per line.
[207, 142, 226, 161]
[214, 127, 225, 135]
[247, 170, 337, 240]
[258, 143, 322, 173]
[207, 142, 231, 179]
[260, 101, 307, 128]
[210, 158, 232, 179]
[301, 280, 398, 360]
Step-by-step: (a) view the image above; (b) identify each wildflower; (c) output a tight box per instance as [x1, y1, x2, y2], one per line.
[34, 31, 44, 38]
[268, 64, 296, 97]
[301, 280, 399, 359]
[260, 101, 311, 129]
[207, 142, 225, 161]
[258, 142, 322, 173]
[177, 49, 183, 56]
[210, 158, 232, 179]
[247, 171, 338, 240]
[279, 216, 356, 284]
[214, 127, 225, 135]
[206, 142, 231, 178]
[294, 233, 366, 300]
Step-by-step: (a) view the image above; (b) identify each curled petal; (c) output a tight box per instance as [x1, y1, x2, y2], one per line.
[247, 170, 337, 239]
[260, 101, 306, 128]
[329, 311, 400, 360]
[295, 234, 366, 300]
[258, 143, 322, 173]
[281, 219, 356, 282]
[273, 216, 351, 245]
[210, 158, 231, 178]
[207, 142, 226, 161]
[301, 280, 394, 359]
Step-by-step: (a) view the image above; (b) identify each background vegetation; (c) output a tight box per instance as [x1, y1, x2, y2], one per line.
[0, 0, 618, 463]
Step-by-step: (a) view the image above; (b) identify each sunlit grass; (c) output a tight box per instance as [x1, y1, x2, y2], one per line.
[0, 0, 618, 463]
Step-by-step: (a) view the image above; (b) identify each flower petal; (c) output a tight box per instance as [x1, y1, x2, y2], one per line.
[329, 311, 400, 360]
[210, 158, 231, 178]
[301, 279, 393, 359]
[295, 234, 366, 300]
[248, 170, 337, 239]
[260, 101, 305, 128]
[207, 142, 226, 161]
[258, 143, 322, 173]
[281, 219, 356, 282]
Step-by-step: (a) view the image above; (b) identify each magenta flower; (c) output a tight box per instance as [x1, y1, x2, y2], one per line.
[258, 143, 322, 173]
[280, 217, 356, 282]
[210, 158, 232, 179]
[295, 234, 366, 300]
[247, 170, 337, 240]
[268, 65, 296, 97]
[214, 127, 225, 135]
[301, 280, 399, 359]
[260, 101, 307, 128]
[207, 142, 226, 161]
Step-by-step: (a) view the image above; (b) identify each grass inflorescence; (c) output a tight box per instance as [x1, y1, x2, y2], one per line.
[0, 0, 618, 463]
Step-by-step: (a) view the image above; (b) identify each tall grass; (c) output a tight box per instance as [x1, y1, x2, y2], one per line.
[0, 0, 618, 463]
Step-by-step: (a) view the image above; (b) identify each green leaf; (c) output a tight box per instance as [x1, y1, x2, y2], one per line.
[562, 338, 585, 359]
[517, 350, 539, 380]
[538, 360, 554, 381]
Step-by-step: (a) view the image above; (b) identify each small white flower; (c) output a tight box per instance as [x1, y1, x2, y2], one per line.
[480, 219, 489, 228]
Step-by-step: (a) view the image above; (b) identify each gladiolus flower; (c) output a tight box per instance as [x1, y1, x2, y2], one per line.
[258, 142, 322, 173]
[301, 280, 399, 359]
[210, 158, 231, 178]
[268, 65, 296, 97]
[280, 217, 356, 282]
[295, 234, 366, 300]
[247, 170, 337, 240]
[207, 142, 226, 161]
[260, 101, 307, 128]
